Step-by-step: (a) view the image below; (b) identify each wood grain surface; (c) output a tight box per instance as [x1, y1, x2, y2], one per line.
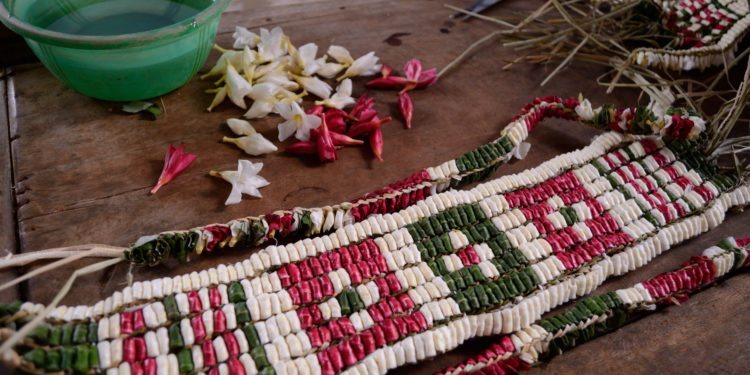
[1, 0, 748, 374]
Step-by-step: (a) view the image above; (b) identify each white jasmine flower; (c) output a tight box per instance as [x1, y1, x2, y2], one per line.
[256, 69, 299, 91]
[659, 115, 674, 137]
[323, 46, 380, 79]
[253, 59, 285, 81]
[291, 43, 321, 76]
[327, 45, 354, 65]
[660, 115, 706, 140]
[201, 49, 244, 79]
[276, 88, 306, 104]
[574, 98, 596, 121]
[227, 118, 257, 136]
[275, 101, 322, 141]
[225, 64, 253, 109]
[338, 51, 381, 80]
[223, 135, 277, 156]
[293, 75, 332, 99]
[512, 142, 531, 160]
[315, 79, 355, 109]
[244, 83, 281, 119]
[687, 116, 706, 139]
[222, 119, 278, 156]
[233, 26, 260, 49]
[210, 160, 270, 205]
[240, 46, 258, 73]
[316, 59, 344, 79]
[257, 27, 287, 62]
[617, 108, 632, 131]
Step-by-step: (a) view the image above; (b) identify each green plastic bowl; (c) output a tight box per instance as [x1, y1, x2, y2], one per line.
[0, 0, 232, 101]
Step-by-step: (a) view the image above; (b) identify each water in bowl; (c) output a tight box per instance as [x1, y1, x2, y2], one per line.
[33, 0, 210, 36]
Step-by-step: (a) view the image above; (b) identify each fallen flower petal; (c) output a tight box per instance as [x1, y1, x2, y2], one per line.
[398, 91, 414, 129]
[209, 160, 270, 205]
[403, 58, 422, 82]
[381, 65, 393, 78]
[416, 67, 438, 88]
[370, 127, 384, 161]
[151, 144, 197, 194]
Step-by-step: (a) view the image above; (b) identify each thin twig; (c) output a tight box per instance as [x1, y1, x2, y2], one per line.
[0, 244, 125, 269]
[0, 246, 125, 292]
[0, 258, 123, 355]
[443, 4, 515, 28]
[541, 35, 589, 86]
[438, 30, 502, 79]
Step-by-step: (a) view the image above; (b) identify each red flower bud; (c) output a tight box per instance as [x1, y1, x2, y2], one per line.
[325, 108, 349, 133]
[348, 116, 392, 138]
[365, 59, 437, 91]
[315, 116, 338, 162]
[349, 95, 377, 122]
[306, 105, 325, 116]
[365, 76, 409, 90]
[329, 131, 364, 146]
[286, 141, 318, 155]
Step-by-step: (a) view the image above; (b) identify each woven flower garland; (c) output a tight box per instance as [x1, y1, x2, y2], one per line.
[440, 236, 750, 375]
[125, 95, 711, 267]
[631, 0, 750, 71]
[0, 124, 748, 374]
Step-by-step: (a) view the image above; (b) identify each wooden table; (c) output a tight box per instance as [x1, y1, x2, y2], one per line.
[1, 0, 748, 373]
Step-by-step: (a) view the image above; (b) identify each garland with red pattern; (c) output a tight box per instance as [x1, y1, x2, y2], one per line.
[439, 236, 750, 375]
[126, 95, 708, 266]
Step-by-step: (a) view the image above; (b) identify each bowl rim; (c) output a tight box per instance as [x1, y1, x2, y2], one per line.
[0, 0, 233, 49]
